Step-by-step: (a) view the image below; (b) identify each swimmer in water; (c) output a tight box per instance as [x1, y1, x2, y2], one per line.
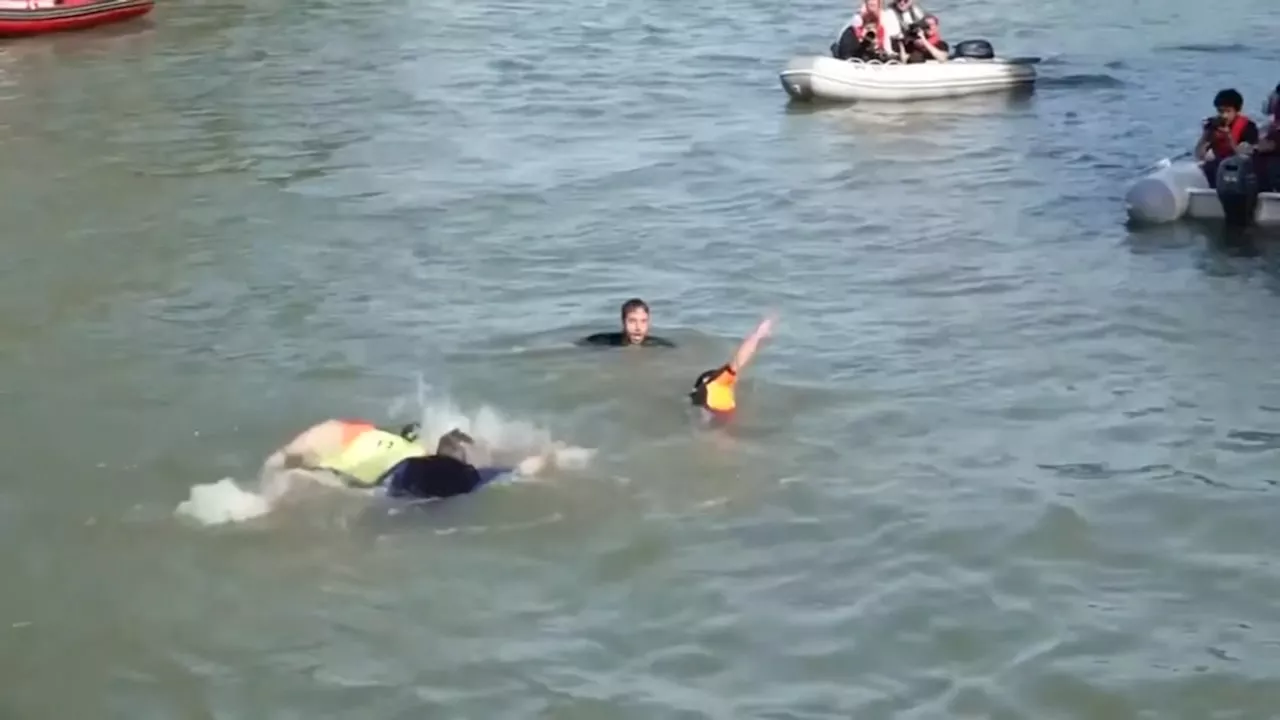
[377, 428, 553, 500]
[260, 418, 428, 491]
[688, 314, 776, 424]
[579, 298, 676, 348]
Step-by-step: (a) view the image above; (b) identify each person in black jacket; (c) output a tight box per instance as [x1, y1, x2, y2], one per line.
[578, 298, 676, 348]
[378, 429, 515, 500]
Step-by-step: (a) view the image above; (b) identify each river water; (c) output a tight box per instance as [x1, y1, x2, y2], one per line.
[3, 0, 1280, 716]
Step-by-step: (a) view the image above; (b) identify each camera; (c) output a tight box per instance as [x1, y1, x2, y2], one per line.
[864, 27, 877, 41]
[1204, 116, 1228, 132]
[903, 20, 929, 40]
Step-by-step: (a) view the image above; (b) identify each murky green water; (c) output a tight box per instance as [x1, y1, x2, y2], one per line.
[3, 0, 1280, 717]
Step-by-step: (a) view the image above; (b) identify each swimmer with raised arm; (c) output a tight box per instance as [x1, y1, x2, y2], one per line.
[579, 298, 676, 348]
[261, 419, 556, 501]
[688, 314, 776, 424]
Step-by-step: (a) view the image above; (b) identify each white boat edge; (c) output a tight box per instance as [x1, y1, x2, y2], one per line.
[1125, 157, 1280, 226]
[779, 54, 1039, 103]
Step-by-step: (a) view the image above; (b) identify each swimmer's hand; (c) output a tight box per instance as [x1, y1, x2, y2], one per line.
[755, 313, 777, 339]
[515, 442, 567, 477]
[729, 312, 778, 374]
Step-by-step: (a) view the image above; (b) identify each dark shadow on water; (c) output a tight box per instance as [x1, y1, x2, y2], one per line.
[1123, 219, 1280, 254]
[1159, 42, 1280, 62]
[1125, 219, 1280, 292]
[1037, 73, 1125, 90]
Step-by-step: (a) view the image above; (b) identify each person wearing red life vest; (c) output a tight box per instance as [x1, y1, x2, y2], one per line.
[831, 0, 896, 61]
[1194, 88, 1260, 188]
[898, 14, 949, 63]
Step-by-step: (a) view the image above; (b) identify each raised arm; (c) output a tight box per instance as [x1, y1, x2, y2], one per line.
[727, 314, 776, 374]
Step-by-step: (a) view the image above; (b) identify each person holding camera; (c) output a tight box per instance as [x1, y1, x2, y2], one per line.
[832, 0, 894, 61]
[897, 14, 949, 63]
[1194, 88, 1259, 187]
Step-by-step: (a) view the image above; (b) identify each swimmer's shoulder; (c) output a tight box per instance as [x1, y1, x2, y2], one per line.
[641, 336, 676, 348]
[578, 332, 624, 347]
[577, 332, 676, 348]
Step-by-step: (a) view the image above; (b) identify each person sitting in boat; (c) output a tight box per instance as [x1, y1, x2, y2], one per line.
[1193, 88, 1259, 188]
[888, 0, 928, 33]
[832, 0, 898, 62]
[1251, 87, 1280, 191]
[1261, 85, 1279, 135]
[897, 14, 949, 63]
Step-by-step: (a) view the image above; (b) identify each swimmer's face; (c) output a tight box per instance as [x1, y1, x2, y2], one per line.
[622, 307, 649, 345]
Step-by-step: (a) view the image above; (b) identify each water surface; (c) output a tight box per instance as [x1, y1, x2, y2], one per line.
[3, 0, 1280, 717]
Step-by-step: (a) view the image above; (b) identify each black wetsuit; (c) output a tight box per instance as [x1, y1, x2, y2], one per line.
[380, 455, 508, 500]
[578, 332, 675, 348]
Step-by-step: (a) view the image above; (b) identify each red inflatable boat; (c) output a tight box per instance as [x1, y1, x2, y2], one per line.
[0, 0, 154, 37]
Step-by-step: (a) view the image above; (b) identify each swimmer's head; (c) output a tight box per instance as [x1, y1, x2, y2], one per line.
[436, 428, 475, 463]
[620, 298, 650, 345]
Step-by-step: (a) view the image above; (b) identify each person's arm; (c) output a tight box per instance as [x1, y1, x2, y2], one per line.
[1194, 125, 1213, 161]
[260, 421, 343, 476]
[1239, 121, 1260, 154]
[1258, 124, 1279, 154]
[726, 314, 776, 375]
[474, 466, 514, 486]
[921, 37, 948, 61]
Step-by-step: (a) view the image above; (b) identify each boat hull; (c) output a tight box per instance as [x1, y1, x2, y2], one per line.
[0, 0, 154, 37]
[780, 54, 1038, 103]
[1125, 158, 1280, 226]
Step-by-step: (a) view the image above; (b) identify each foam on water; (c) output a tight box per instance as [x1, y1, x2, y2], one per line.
[174, 387, 594, 528]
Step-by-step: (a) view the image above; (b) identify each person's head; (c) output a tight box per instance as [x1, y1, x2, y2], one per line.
[619, 298, 650, 345]
[436, 428, 474, 463]
[924, 14, 939, 34]
[1213, 88, 1244, 124]
[892, 0, 912, 12]
[862, 0, 880, 16]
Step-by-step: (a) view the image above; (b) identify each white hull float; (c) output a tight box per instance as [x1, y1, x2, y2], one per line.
[780, 50, 1038, 103]
[1125, 156, 1280, 228]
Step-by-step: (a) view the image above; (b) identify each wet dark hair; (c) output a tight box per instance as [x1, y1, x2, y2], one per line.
[620, 298, 649, 321]
[1214, 88, 1244, 111]
[436, 428, 474, 463]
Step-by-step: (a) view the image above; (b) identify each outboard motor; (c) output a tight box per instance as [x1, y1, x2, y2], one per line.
[950, 39, 995, 60]
[1215, 154, 1260, 227]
